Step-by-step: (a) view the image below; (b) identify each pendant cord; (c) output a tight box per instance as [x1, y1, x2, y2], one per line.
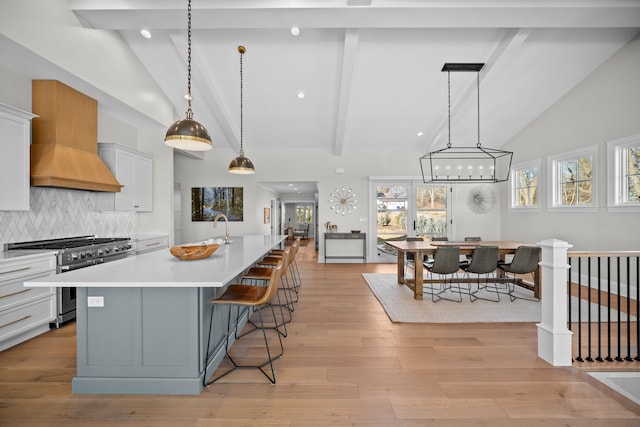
[186, 0, 193, 118]
[239, 49, 244, 155]
[477, 70, 481, 148]
[447, 70, 451, 149]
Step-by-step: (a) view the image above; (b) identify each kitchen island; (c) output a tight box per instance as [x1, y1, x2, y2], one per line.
[24, 235, 286, 395]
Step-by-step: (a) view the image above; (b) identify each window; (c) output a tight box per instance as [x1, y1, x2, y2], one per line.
[509, 159, 541, 211]
[607, 134, 640, 212]
[296, 205, 313, 223]
[548, 145, 597, 212]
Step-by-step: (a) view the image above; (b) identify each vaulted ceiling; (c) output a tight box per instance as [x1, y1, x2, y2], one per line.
[64, 1, 639, 160]
[4, 0, 640, 165]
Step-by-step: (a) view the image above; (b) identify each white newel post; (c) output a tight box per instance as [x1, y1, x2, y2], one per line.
[537, 238, 573, 366]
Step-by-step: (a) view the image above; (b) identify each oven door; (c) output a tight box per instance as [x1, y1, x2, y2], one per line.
[59, 259, 98, 273]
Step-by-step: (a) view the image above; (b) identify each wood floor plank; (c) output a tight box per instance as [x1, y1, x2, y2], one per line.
[0, 239, 638, 426]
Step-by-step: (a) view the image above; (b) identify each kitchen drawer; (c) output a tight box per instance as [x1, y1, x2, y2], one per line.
[0, 297, 56, 345]
[0, 255, 56, 284]
[135, 235, 169, 255]
[0, 273, 55, 311]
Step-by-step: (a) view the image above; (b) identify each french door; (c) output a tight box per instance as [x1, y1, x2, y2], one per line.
[372, 181, 451, 262]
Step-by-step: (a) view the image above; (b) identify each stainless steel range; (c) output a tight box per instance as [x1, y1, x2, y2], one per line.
[6, 236, 133, 327]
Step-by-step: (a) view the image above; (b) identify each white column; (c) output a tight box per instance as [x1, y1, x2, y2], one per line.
[537, 238, 573, 366]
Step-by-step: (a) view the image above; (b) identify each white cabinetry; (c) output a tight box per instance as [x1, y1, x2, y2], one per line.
[97, 143, 153, 212]
[134, 234, 169, 255]
[0, 253, 56, 352]
[0, 104, 37, 211]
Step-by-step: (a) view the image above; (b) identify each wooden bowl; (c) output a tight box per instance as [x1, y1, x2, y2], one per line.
[170, 244, 219, 260]
[351, 230, 360, 234]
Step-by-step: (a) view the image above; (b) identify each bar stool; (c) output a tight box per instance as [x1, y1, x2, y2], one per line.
[268, 237, 302, 298]
[255, 244, 297, 308]
[205, 260, 285, 385]
[241, 246, 294, 335]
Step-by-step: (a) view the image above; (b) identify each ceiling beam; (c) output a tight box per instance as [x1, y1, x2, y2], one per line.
[71, 2, 640, 30]
[333, 28, 360, 156]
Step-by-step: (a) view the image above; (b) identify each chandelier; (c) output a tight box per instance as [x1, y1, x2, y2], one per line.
[420, 63, 512, 183]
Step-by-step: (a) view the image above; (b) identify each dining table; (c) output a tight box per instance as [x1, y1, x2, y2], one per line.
[385, 240, 540, 300]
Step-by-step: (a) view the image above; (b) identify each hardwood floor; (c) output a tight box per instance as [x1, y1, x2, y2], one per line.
[1, 239, 639, 426]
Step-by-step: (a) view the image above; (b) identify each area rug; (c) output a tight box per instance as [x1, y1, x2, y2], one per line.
[362, 273, 627, 324]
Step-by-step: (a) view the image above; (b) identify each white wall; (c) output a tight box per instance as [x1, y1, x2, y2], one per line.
[500, 35, 640, 251]
[0, 65, 31, 111]
[174, 144, 502, 259]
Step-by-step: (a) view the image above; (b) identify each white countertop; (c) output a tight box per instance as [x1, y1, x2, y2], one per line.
[24, 235, 286, 288]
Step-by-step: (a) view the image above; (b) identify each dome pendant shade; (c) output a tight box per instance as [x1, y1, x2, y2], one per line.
[228, 152, 255, 174]
[164, 0, 212, 152]
[228, 45, 255, 174]
[165, 116, 212, 151]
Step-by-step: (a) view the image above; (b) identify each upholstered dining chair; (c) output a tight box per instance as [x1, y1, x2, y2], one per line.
[497, 246, 541, 301]
[404, 237, 424, 275]
[460, 236, 482, 266]
[424, 245, 460, 302]
[461, 245, 500, 302]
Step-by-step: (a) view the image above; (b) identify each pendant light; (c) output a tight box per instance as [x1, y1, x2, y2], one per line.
[164, 0, 212, 151]
[420, 63, 513, 183]
[229, 45, 255, 174]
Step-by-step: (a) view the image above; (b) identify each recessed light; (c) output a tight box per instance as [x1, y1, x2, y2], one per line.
[140, 29, 152, 39]
[297, 91, 305, 99]
[417, 131, 424, 137]
[290, 26, 300, 37]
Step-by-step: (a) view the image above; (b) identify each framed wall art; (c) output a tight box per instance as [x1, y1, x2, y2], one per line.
[264, 207, 270, 224]
[191, 187, 243, 221]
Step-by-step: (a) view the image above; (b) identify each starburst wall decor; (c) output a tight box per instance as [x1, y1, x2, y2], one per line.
[329, 186, 357, 215]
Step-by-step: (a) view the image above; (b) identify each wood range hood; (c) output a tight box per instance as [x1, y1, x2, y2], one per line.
[30, 80, 122, 192]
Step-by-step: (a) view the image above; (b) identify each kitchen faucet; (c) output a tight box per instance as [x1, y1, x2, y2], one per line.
[213, 214, 231, 244]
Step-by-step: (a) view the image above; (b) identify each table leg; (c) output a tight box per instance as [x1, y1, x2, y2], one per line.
[533, 265, 540, 299]
[397, 249, 405, 285]
[414, 250, 424, 300]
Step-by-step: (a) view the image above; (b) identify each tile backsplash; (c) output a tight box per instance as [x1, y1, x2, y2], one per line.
[0, 187, 136, 246]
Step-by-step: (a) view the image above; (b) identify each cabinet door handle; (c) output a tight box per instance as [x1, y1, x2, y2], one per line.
[145, 242, 161, 247]
[0, 267, 30, 276]
[0, 289, 30, 299]
[0, 315, 31, 330]
[133, 205, 140, 208]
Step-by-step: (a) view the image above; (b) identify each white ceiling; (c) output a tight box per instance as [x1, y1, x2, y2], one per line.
[5, 1, 640, 196]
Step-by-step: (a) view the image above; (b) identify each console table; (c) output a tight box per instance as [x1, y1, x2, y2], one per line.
[324, 232, 366, 263]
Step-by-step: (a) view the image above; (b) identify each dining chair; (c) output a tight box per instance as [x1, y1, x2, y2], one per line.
[497, 246, 541, 301]
[460, 236, 482, 266]
[404, 237, 424, 276]
[461, 245, 500, 302]
[424, 245, 460, 302]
